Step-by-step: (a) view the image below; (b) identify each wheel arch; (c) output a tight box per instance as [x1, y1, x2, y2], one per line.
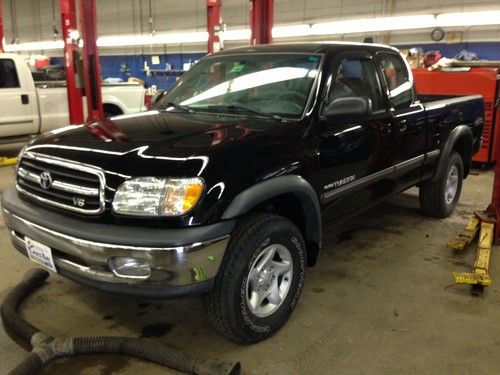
[432, 125, 473, 182]
[103, 103, 124, 117]
[222, 175, 322, 266]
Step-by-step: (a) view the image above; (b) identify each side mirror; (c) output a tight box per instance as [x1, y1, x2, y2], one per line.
[151, 90, 166, 108]
[325, 96, 372, 120]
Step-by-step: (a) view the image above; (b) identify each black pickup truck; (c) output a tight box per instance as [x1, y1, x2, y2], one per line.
[2, 42, 483, 344]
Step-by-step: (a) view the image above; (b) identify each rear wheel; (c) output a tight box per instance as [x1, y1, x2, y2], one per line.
[202, 213, 306, 344]
[419, 151, 463, 218]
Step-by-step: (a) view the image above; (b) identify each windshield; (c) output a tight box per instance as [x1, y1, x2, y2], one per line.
[158, 53, 322, 118]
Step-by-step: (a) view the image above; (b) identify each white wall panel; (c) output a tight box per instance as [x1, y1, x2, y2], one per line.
[3, 0, 500, 54]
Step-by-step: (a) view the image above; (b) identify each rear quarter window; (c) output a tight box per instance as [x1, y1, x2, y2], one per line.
[378, 53, 413, 109]
[0, 59, 20, 89]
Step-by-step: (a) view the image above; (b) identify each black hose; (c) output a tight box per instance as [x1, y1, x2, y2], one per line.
[9, 351, 45, 375]
[0, 268, 48, 342]
[2, 268, 241, 375]
[73, 337, 240, 375]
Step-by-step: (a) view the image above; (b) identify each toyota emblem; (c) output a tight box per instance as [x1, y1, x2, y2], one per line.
[39, 171, 53, 190]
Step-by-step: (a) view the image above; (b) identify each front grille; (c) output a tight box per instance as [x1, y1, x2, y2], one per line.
[16, 152, 106, 215]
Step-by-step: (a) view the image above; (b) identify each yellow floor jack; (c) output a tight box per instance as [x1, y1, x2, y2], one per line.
[448, 210, 495, 293]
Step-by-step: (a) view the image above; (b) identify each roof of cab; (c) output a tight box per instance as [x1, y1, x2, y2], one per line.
[213, 42, 399, 56]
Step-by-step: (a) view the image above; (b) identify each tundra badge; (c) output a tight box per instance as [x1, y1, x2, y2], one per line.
[324, 175, 356, 190]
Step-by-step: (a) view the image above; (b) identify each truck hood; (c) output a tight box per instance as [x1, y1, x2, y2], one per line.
[27, 110, 290, 180]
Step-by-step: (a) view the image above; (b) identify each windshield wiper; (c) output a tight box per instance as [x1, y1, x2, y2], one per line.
[164, 101, 195, 114]
[208, 104, 282, 121]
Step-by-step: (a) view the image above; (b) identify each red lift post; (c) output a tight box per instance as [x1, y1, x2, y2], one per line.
[249, 0, 273, 45]
[207, 0, 222, 54]
[60, 0, 84, 124]
[489, 140, 500, 242]
[0, 0, 4, 52]
[78, 0, 104, 121]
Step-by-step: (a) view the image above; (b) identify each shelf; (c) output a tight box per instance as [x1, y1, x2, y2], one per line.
[143, 69, 185, 77]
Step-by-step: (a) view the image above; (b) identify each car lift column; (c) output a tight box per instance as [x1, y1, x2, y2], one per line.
[0, 0, 4, 52]
[249, 0, 273, 45]
[488, 132, 500, 242]
[60, 0, 84, 124]
[207, 0, 222, 54]
[78, 0, 104, 121]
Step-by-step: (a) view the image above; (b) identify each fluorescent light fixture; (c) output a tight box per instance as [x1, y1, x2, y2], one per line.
[312, 14, 436, 35]
[222, 25, 312, 40]
[221, 28, 251, 41]
[4, 40, 64, 52]
[97, 31, 208, 47]
[436, 10, 500, 27]
[273, 24, 312, 38]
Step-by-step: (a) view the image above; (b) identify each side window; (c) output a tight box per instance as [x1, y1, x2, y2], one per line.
[328, 58, 384, 112]
[378, 53, 413, 109]
[0, 59, 20, 89]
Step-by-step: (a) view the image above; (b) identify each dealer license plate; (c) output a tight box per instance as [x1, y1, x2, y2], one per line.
[25, 237, 57, 273]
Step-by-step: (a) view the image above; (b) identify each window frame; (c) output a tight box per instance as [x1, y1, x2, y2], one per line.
[0, 59, 21, 89]
[374, 51, 415, 110]
[323, 51, 387, 116]
[161, 52, 326, 121]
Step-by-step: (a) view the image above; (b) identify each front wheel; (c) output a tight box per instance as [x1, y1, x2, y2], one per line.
[419, 151, 464, 218]
[202, 213, 306, 344]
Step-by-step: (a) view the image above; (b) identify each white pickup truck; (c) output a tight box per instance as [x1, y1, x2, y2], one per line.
[0, 53, 146, 140]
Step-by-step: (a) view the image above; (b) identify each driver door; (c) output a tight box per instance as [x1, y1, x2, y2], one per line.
[318, 52, 397, 222]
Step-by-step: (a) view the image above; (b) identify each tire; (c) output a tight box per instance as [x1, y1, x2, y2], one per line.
[202, 212, 306, 344]
[419, 151, 463, 218]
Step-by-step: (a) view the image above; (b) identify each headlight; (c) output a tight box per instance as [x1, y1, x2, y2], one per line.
[112, 177, 204, 217]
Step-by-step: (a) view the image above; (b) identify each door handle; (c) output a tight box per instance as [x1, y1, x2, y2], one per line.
[21, 95, 29, 105]
[400, 119, 408, 132]
[381, 123, 392, 135]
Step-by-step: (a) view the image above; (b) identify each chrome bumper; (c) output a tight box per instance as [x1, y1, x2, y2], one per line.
[3, 209, 229, 296]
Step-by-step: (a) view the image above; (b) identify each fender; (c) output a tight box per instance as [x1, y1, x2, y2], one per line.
[222, 175, 322, 250]
[432, 125, 473, 182]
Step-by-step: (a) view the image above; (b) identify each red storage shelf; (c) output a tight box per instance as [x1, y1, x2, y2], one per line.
[412, 68, 500, 164]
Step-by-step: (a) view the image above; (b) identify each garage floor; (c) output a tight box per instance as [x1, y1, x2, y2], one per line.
[1, 165, 499, 375]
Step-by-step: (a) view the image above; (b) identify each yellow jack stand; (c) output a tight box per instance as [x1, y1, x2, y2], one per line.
[0, 157, 17, 167]
[447, 211, 494, 289]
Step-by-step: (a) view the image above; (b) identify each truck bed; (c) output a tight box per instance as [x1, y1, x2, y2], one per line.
[418, 94, 483, 107]
[418, 94, 484, 160]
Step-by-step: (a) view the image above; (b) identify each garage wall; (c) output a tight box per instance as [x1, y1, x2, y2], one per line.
[3, 0, 500, 47]
[50, 53, 205, 90]
[4, 0, 500, 91]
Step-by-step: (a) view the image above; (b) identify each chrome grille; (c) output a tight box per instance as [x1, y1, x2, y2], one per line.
[16, 152, 106, 215]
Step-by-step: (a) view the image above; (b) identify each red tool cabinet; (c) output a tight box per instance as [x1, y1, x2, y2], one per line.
[413, 68, 500, 164]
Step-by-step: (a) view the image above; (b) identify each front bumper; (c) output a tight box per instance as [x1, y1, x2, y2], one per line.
[2, 186, 234, 299]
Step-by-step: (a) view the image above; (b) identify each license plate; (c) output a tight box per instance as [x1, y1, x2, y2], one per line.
[25, 237, 57, 273]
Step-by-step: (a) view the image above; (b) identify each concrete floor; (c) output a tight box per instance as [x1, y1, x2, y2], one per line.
[1, 164, 499, 375]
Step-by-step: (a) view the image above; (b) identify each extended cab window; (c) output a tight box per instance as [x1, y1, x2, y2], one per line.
[328, 58, 384, 111]
[378, 53, 413, 109]
[0, 59, 20, 89]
